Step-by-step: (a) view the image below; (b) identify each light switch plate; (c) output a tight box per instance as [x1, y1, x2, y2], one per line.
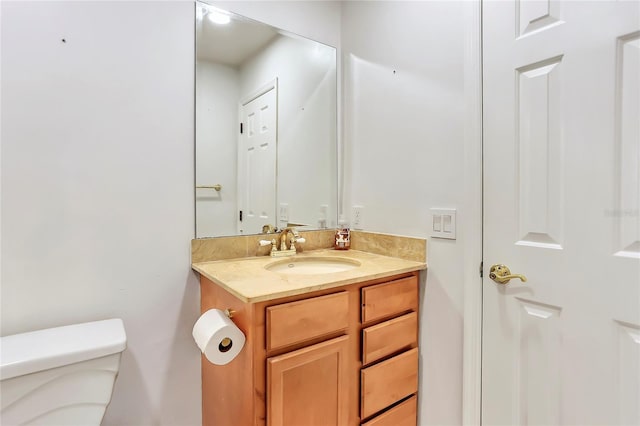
[431, 208, 456, 239]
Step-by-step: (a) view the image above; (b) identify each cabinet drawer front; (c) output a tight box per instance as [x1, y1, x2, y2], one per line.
[267, 291, 349, 351]
[362, 395, 417, 426]
[362, 312, 417, 365]
[361, 348, 418, 419]
[361, 276, 418, 324]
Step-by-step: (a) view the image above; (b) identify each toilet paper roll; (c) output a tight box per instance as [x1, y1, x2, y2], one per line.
[192, 309, 246, 365]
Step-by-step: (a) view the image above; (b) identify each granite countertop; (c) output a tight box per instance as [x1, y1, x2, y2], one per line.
[191, 248, 426, 303]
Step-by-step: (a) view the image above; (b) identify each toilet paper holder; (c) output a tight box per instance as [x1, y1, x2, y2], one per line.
[219, 309, 236, 353]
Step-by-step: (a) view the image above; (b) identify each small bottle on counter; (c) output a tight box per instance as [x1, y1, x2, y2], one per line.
[335, 217, 351, 250]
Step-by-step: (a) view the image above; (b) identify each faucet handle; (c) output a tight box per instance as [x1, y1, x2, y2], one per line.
[259, 239, 278, 253]
[290, 236, 305, 254]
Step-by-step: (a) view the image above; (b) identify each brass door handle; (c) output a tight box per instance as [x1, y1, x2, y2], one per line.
[489, 264, 527, 285]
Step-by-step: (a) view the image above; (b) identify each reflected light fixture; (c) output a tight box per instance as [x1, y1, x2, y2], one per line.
[207, 8, 230, 25]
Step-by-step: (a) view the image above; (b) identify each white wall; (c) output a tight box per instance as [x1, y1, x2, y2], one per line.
[341, 2, 471, 424]
[240, 35, 337, 229]
[1, 1, 201, 424]
[196, 61, 239, 237]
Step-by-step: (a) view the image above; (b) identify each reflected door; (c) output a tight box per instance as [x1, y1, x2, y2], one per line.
[237, 81, 277, 234]
[482, 1, 640, 424]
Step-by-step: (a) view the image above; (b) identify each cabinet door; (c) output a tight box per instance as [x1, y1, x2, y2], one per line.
[267, 335, 349, 426]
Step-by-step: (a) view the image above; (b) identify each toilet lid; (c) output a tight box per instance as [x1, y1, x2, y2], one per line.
[0, 318, 126, 380]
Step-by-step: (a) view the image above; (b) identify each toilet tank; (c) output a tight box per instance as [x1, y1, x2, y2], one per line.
[0, 319, 127, 425]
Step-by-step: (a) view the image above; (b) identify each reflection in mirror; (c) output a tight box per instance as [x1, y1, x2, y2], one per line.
[195, 3, 337, 238]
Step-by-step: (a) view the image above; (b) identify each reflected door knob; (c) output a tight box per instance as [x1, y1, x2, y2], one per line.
[489, 264, 527, 285]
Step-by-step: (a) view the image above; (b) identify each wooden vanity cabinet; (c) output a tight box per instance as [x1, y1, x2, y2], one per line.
[199, 271, 419, 426]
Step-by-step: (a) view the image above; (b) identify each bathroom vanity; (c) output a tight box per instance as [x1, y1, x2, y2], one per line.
[192, 232, 426, 426]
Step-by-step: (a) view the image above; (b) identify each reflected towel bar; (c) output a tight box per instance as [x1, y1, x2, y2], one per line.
[196, 184, 222, 191]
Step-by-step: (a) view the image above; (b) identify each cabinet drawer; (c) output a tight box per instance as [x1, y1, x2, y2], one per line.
[362, 395, 417, 426]
[361, 276, 418, 324]
[362, 312, 417, 365]
[361, 348, 418, 419]
[267, 292, 349, 351]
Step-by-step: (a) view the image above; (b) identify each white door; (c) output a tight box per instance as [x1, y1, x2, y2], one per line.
[237, 81, 277, 235]
[483, 1, 640, 425]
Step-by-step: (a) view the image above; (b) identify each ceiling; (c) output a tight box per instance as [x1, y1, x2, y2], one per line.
[196, 10, 279, 67]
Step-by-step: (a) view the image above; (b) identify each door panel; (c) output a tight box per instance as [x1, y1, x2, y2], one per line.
[482, 1, 640, 425]
[515, 55, 564, 249]
[616, 32, 640, 258]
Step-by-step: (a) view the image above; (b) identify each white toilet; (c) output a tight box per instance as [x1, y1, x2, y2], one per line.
[0, 318, 127, 425]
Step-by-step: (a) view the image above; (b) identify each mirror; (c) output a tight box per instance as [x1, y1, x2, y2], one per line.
[195, 3, 338, 238]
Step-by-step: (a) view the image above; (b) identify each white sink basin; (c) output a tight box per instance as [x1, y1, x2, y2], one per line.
[265, 257, 361, 275]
